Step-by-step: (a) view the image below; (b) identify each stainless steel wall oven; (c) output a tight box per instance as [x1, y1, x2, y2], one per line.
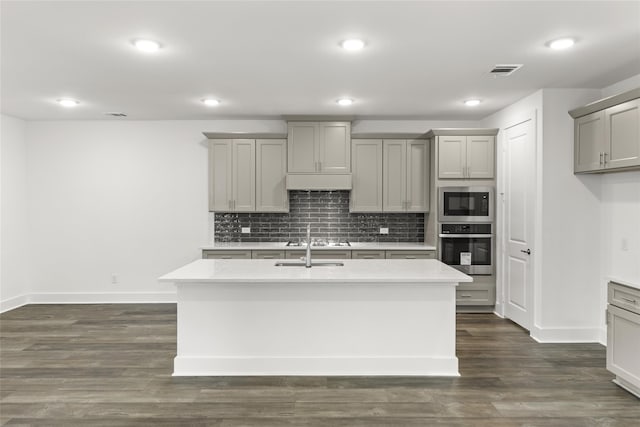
[439, 223, 493, 275]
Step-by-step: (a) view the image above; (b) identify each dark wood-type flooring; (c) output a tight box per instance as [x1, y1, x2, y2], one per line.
[1, 304, 638, 426]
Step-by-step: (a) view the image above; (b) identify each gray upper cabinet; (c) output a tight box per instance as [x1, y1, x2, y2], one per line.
[382, 139, 429, 212]
[575, 110, 606, 173]
[209, 139, 255, 212]
[287, 122, 351, 173]
[256, 139, 288, 212]
[350, 139, 383, 212]
[570, 89, 640, 174]
[207, 133, 288, 213]
[606, 99, 640, 170]
[438, 135, 495, 179]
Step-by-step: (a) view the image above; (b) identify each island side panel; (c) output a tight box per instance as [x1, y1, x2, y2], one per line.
[174, 281, 458, 376]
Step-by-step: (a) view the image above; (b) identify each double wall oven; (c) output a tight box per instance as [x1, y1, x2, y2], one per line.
[438, 186, 494, 275]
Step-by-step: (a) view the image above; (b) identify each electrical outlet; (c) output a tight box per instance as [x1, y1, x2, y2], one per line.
[241, 227, 251, 234]
[380, 227, 389, 235]
[111, 274, 118, 284]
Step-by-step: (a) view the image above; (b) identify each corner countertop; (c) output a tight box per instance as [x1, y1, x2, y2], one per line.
[159, 259, 471, 284]
[201, 242, 437, 251]
[609, 277, 640, 291]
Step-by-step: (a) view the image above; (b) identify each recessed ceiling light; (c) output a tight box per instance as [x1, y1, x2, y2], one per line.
[133, 39, 162, 52]
[340, 39, 365, 51]
[337, 98, 354, 106]
[202, 99, 220, 107]
[57, 98, 79, 107]
[548, 37, 575, 50]
[464, 99, 481, 107]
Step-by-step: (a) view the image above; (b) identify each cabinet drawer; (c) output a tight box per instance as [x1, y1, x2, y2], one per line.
[252, 250, 286, 259]
[609, 282, 640, 315]
[202, 250, 252, 259]
[456, 289, 491, 305]
[286, 250, 352, 260]
[351, 250, 386, 259]
[385, 250, 436, 259]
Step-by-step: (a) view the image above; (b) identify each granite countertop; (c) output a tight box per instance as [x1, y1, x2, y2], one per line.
[159, 259, 471, 284]
[201, 242, 437, 251]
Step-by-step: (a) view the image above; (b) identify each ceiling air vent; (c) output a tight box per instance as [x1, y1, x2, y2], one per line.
[104, 112, 127, 117]
[490, 64, 523, 76]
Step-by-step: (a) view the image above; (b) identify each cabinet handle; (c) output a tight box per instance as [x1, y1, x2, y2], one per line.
[460, 294, 472, 298]
[603, 152, 608, 165]
[263, 256, 274, 259]
[228, 200, 233, 210]
[621, 297, 638, 304]
[599, 152, 603, 166]
[222, 256, 232, 259]
[405, 256, 416, 259]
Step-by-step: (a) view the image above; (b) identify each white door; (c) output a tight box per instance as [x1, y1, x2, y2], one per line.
[503, 118, 535, 330]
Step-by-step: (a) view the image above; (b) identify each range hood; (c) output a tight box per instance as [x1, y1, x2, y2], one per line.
[286, 174, 352, 190]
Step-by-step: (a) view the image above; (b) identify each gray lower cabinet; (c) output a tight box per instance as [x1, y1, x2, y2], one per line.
[351, 250, 386, 259]
[456, 283, 495, 306]
[286, 250, 352, 260]
[202, 250, 252, 259]
[251, 250, 286, 259]
[385, 250, 436, 259]
[607, 281, 640, 397]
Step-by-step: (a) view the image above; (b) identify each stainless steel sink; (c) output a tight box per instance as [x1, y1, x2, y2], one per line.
[274, 262, 344, 267]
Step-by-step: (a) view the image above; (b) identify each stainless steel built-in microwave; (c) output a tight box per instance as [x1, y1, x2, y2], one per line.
[438, 186, 494, 223]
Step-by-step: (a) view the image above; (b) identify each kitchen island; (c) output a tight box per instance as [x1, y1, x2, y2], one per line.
[159, 258, 472, 376]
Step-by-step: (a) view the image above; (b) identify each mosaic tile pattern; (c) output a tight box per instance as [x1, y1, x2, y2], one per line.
[214, 190, 424, 243]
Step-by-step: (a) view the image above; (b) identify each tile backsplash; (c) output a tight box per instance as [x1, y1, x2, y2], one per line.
[213, 190, 424, 243]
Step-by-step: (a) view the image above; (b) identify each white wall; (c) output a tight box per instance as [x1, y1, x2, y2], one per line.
[25, 119, 283, 303]
[598, 74, 640, 340]
[1, 114, 30, 311]
[538, 89, 603, 340]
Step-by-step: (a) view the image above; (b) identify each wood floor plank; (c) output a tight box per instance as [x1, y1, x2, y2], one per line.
[1, 304, 638, 426]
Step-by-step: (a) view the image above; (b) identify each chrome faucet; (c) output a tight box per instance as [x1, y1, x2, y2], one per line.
[305, 223, 312, 268]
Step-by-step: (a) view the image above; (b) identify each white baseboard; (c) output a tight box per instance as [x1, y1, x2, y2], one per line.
[1, 292, 176, 312]
[173, 355, 460, 377]
[530, 325, 603, 343]
[0, 294, 31, 313]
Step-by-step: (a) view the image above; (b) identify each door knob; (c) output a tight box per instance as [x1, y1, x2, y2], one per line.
[520, 249, 531, 255]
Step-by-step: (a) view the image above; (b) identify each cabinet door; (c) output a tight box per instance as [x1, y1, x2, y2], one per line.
[209, 140, 233, 212]
[287, 122, 318, 173]
[382, 140, 407, 212]
[605, 99, 640, 170]
[406, 139, 429, 212]
[232, 140, 255, 212]
[350, 139, 383, 212]
[318, 122, 351, 173]
[438, 136, 466, 178]
[467, 136, 495, 178]
[256, 139, 288, 212]
[575, 110, 605, 173]
[607, 305, 640, 387]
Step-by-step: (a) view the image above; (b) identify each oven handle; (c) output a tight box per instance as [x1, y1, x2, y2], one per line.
[439, 234, 493, 238]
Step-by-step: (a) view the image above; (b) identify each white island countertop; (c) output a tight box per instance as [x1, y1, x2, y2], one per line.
[201, 242, 437, 251]
[159, 258, 472, 284]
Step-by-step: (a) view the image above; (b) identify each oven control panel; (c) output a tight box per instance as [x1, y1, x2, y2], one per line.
[441, 223, 492, 234]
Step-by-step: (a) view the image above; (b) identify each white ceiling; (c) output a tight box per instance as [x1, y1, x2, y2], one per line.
[2, 1, 639, 121]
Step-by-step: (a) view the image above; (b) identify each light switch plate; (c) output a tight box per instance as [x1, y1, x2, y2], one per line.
[241, 227, 251, 234]
[380, 227, 389, 235]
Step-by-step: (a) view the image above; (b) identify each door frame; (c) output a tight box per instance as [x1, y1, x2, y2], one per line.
[495, 109, 540, 333]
